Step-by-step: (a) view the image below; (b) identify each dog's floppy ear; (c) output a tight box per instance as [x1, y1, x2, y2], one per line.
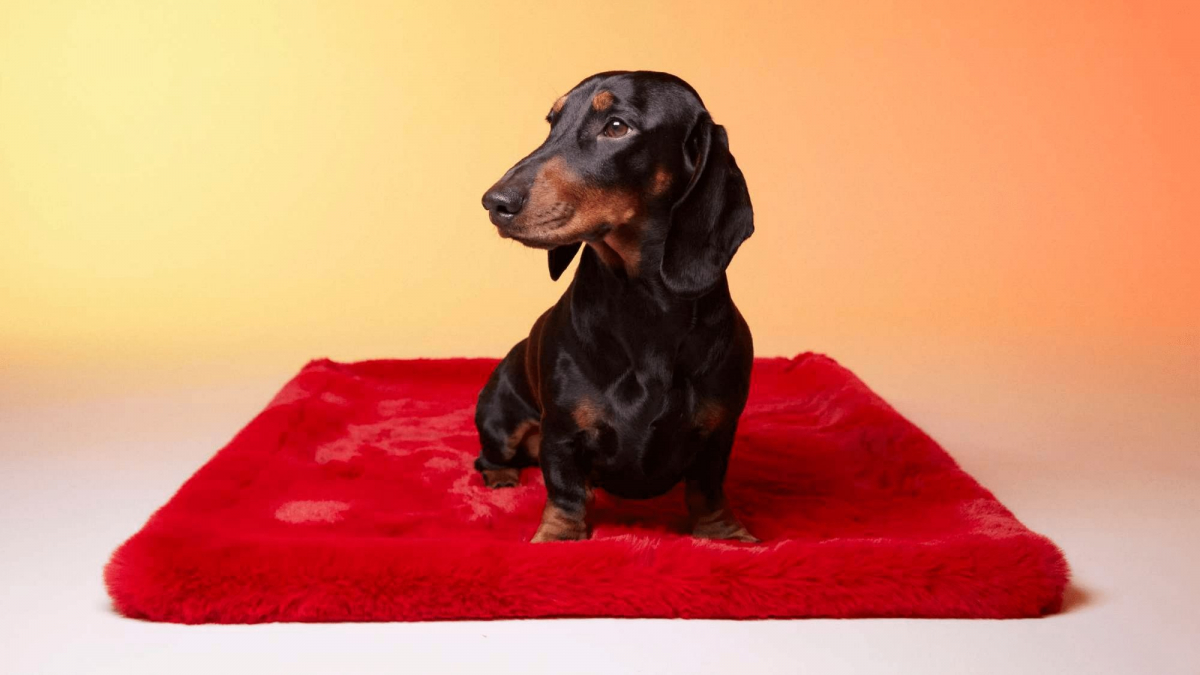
[661, 113, 754, 298]
[548, 242, 582, 281]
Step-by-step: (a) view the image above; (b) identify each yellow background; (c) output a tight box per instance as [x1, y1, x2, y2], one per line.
[2, 1, 1196, 413]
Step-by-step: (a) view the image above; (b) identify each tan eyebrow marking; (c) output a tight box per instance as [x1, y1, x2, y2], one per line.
[592, 90, 614, 111]
[552, 94, 569, 114]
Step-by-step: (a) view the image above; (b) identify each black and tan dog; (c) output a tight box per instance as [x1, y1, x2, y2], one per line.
[475, 71, 756, 543]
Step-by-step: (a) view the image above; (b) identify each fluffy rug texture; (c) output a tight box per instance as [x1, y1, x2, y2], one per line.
[105, 355, 1067, 622]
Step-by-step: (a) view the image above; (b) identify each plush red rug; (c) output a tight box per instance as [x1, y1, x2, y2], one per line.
[105, 354, 1067, 622]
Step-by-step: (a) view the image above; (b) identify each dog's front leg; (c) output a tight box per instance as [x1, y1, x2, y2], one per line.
[530, 433, 590, 543]
[685, 427, 758, 543]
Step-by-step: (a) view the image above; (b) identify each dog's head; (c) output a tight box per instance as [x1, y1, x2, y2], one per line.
[482, 71, 753, 297]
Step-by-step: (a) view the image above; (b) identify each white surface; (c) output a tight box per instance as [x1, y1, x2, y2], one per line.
[2, 354, 1198, 675]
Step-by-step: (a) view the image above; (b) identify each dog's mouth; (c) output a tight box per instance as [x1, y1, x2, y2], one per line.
[504, 232, 560, 250]
[500, 209, 613, 249]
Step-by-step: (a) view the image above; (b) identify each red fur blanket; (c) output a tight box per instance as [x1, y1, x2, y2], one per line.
[105, 354, 1067, 622]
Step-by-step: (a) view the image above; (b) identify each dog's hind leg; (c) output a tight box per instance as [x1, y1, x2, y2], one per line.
[474, 339, 542, 489]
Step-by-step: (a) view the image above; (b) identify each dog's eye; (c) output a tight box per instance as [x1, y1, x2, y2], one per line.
[602, 118, 630, 138]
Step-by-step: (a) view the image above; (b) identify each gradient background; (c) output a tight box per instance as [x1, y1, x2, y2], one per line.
[3, 3, 1200, 672]
[2, 1, 1196, 424]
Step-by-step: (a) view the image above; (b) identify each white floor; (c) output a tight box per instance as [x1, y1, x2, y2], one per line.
[2, 350, 1197, 675]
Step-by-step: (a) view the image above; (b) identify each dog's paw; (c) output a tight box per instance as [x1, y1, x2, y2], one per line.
[481, 467, 520, 489]
[530, 503, 589, 542]
[692, 518, 760, 543]
[722, 530, 761, 544]
[530, 525, 588, 543]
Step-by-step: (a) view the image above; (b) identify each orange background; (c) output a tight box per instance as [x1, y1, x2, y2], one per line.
[2, 1, 1196, 420]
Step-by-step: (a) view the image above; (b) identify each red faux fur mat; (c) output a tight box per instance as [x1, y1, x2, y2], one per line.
[105, 355, 1068, 622]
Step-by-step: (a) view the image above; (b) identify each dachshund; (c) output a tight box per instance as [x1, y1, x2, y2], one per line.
[475, 71, 756, 543]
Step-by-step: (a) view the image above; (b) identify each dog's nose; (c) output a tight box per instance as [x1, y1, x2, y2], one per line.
[482, 186, 525, 227]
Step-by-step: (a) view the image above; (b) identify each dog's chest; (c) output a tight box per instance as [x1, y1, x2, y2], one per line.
[581, 363, 705, 498]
